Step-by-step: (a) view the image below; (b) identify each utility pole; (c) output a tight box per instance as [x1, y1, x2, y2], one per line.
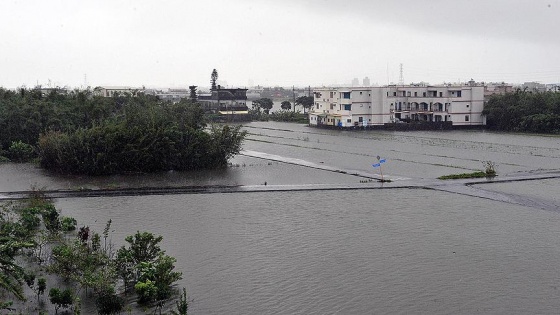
[293, 85, 296, 112]
[399, 63, 404, 86]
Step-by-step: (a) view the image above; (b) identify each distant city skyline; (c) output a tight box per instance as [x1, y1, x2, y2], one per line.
[1, 0, 559, 89]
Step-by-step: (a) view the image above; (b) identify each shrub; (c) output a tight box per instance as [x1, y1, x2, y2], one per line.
[60, 217, 77, 232]
[483, 160, 496, 176]
[7, 140, 35, 162]
[134, 280, 158, 304]
[49, 288, 73, 314]
[95, 289, 125, 315]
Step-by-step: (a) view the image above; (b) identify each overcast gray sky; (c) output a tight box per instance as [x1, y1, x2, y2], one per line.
[1, 0, 559, 89]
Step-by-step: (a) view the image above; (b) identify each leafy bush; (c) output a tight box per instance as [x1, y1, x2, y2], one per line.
[95, 289, 125, 315]
[60, 217, 77, 232]
[7, 140, 35, 162]
[134, 280, 158, 304]
[49, 287, 73, 313]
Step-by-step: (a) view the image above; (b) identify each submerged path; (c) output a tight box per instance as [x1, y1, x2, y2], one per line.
[1, 151, 559, 212]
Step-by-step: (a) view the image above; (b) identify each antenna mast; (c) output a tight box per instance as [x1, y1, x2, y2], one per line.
[399, 63, 404, 86]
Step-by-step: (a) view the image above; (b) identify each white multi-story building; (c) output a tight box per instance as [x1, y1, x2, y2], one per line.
[309, 82, 485, 128]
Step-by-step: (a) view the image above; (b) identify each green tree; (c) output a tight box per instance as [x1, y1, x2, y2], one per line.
[281, 100, 291, 110]
[41, 204, 60, 233]
[483, 90, 560, 133]
[117, 232, 182, 304]
[49, 287, 73, 314]
[295, 95, 314, 113]
[123, 231, 163, 265]
[254, 98, 274, 114]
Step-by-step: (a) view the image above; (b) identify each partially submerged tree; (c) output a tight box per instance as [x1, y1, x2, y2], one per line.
[116, 231, 182, 304]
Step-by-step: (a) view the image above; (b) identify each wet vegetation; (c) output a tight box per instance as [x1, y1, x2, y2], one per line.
[437, 171, 489, 180]
[483, 90, 560, 134]
[0, 87, 246, 174]
[0, 193, 187, 314]
[438, 161, 497, 180]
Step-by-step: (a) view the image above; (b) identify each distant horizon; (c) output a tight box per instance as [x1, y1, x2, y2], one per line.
[2, 78, 558, 91]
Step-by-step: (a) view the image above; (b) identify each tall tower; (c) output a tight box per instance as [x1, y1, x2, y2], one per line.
[211, 69, 218, 90]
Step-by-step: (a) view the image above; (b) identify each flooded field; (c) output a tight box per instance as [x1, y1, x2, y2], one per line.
[2, 122, 560, 314]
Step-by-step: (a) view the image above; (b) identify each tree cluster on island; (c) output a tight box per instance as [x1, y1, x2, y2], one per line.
[0, 87, 246, 174]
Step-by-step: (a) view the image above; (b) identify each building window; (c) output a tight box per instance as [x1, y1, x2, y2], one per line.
[347, 119, 351, 123]
[393, 92, 397, 96]
[457, 91, 462, 97]
[359, 117, 363, 122]
[360, 91, 362, 95]
[465, 115, 469, 121]
[344, 104, 351, 111]
[342, 92, 351, 99]
[414, 92, 417, 97]
[439, 92, 443, 97]
[423, 92, 426, 97]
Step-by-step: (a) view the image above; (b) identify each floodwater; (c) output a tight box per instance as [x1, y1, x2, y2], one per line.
[2, 122, 560, 314]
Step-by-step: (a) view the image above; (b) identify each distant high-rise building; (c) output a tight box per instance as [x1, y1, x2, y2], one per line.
[352, 78, 359, 86]
[363, 77, 370, 87]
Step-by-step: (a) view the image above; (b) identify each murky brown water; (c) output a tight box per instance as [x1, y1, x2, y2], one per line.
[2, 122, 560, 314]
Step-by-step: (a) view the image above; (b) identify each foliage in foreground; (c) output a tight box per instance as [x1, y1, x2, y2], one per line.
[1, 195, 187, 314]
